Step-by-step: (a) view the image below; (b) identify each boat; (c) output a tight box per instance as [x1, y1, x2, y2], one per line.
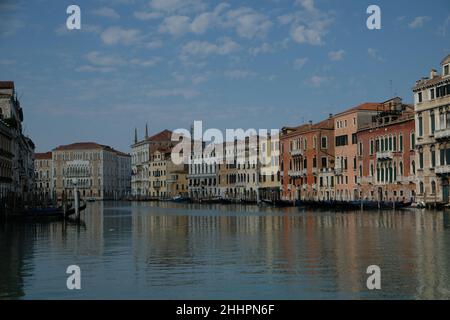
[10, 201, 87, 220]
[262, 199, 295, 207]
[168, 195, 192, 203]
[199, 197, 223, 204]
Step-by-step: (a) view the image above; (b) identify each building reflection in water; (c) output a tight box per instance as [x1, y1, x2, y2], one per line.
[0, 202, 449, 299]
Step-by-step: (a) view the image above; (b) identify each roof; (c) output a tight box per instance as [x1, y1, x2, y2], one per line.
[441, 54, 450, 65]
[333, 102, 383, 117]
[0, 81, 14, 90]
[35, 152, 52, 160]
[53, 142, 130, 157]
[147, 129, 172, 142]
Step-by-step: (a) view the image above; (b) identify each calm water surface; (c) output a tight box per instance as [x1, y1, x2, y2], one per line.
[1, 201, 450, 299]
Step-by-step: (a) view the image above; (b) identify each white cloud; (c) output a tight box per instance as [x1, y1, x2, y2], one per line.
[101, 26, 141, 45]
[295, 0, 316, 12]
[225, 69, 257, 80]
[76, 65, 115, 73]
[85, 51, 125, 67]
[134, 11, 163, 20]
[280, 0, 333, 46]
[0, 59, 16, 65]
[368, 48, 384, 62]
[190, 12, 213, 34]
[328, 49, 345, 61]
[130, 57, 162, 67]
[147, 88, 200, 99]
[249, 43, 273, 56]
[149, 0, 205, 13]
[409, 16, 431, 29]
[294, 57, 308, 69]
[223, 7, 273, 39]
[92, 7, 120, 19]
[146, 39, 163, 50]
[306, 75, 330, 87]
[180, 37, 240, 58]
[159, 15, 191, 36]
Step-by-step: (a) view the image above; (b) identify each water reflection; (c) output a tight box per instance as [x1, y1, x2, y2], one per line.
[0, 202, 449, 299]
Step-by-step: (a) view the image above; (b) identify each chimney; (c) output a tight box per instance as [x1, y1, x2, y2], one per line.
[329, 113, 333, 119]
[134, 128, 138, 144]
[430, 69, 438, 79]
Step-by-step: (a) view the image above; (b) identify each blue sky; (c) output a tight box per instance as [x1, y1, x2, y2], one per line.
[1, 0, 449, 153]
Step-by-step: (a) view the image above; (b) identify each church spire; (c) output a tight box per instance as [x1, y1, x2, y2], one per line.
[145, 123, 149, 139]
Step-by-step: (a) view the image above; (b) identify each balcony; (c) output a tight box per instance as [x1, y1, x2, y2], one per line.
[435, 165, 450, 175]
[376, 151, 393, 160]
[290, 149, 303, 157]
[361, 176, 374, 184]
[288, 170, 302, 177]
[153, 181, 162, 189]
[312, 168, 318, 175]
[334, 168, 343, 175]
[396, 176, 415, 183]
[434, 128, 450, 140]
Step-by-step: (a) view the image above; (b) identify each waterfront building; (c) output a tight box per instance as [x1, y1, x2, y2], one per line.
[34, 152, 53, 196]
[188, 145, 220, 200]
[130, 127, 175, 197]
[356, 97, 416, 202]
[0, 81, 35, 194]
[218, 141, 238, 199]
[0, 119, 13, 195]
[52, 142, 131, 200]
[413, 55, 450, 204]
[280, 117, 335, 201]
[333, 103, 386, 201]
[258, 133, 281, 201]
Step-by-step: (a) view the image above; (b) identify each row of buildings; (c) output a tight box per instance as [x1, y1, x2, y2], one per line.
[129, 55, 450, 205]
[0, 81, 35, 196]
[14, 54, 450, 205]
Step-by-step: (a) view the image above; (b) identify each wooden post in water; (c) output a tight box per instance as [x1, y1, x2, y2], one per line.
[73, 178, 80, 221]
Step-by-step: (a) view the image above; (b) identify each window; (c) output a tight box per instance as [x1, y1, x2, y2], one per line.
[431, 146, 436, 168]
[431, 181, 437, 194]
[321, 137, 327, 149]
[445, 65, 449, 76]
[418, 92, 423, 103]
[352, 133, 357, 145]
[411, 132, 415, 150]
[431, 88, 435, 100]
[419, 149, 424, 169]
[430, 111, 436, 134]
[419, 182, 424, 194]
[321, 157, 327, 168]
[335, 135, 348, 147]
[370, 140, 374, 155]
[418, 115, 423, 137]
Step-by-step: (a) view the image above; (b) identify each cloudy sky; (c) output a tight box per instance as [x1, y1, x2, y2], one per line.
[1, 0, 449, 153]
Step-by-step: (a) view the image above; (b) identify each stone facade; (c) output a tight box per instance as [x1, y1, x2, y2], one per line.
[34, 152, 53, 195]
[280, 118, 335, 201]
[356, 98, 416, 202]
[0, 81, 35, 194]
[131, 128, 175, 197]
[52, 142, 131, 200]
[0, 119, 13, 195]
[413, 55, 450, 205]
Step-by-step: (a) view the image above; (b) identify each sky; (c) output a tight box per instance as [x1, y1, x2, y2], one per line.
[1, 0, 449, 153]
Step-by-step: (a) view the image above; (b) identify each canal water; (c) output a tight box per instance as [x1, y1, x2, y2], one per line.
[1, 201, 450, 299]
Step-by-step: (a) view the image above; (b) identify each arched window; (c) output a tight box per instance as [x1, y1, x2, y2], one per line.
[431, 181, 436, 194]
[419, 181, 424, 194]
[412, 160, 416, 175]
[399, 162, 403, 176]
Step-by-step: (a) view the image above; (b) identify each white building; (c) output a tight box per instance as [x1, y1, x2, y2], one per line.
[52, 142, 131, 200]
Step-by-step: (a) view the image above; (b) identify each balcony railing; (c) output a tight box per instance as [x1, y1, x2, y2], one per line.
[288, 170, 302, 177]
[290, 149, 303, 156]
[396, 176, 415, 183]
[434, 128, 450, 140]
[435, 165, 450, 175]
[376, 151, 393, 160]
